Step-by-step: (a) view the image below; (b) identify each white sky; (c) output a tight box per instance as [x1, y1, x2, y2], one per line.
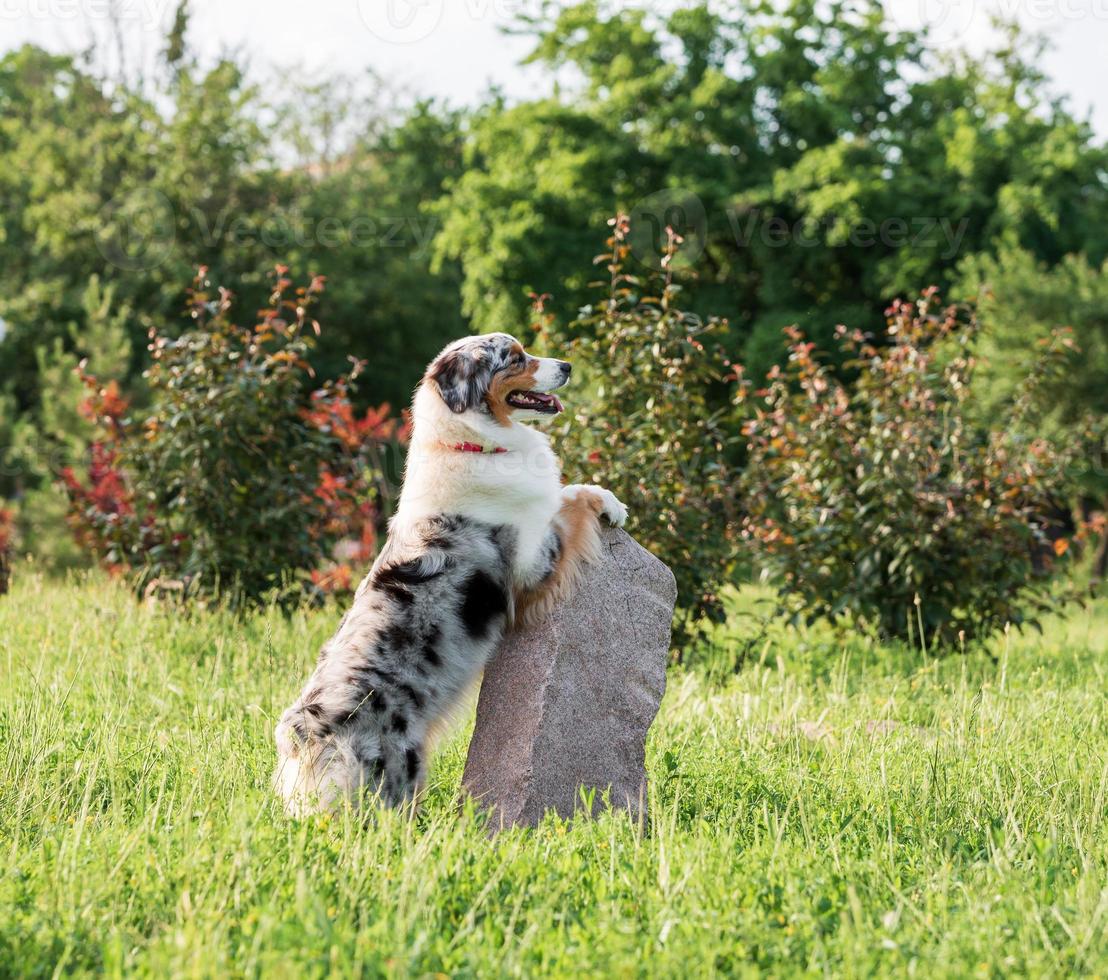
[1, 0, 1105, 136]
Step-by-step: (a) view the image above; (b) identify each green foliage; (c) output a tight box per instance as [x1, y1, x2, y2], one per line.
[435, 2, 1108, 379]
[127, 270, 332, 599]
[3, 277, 132, 569]
[0, 44, 466, 417]
[0, 46, 267, 409]
[2, 2, 1106, 601]
[2, 574, 1108, 974]
[66, 269, 402, 604]
[959, 244, 1108, 487]
[959, 244, 1108, 578]
[739, 291, 1089, 648]
[0, 31, 460, 574]
[541, 216, 739, 637]
[290, 101, 469, 399]
[433, 97, 644, 332]
[0, 391, 17, 500]
[162, 0, 190, 72]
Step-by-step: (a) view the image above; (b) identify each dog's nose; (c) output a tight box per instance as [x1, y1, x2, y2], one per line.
[559, 361, 572, 377]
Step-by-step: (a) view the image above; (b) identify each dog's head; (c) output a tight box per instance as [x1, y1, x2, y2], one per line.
[424, 333, 571, 425]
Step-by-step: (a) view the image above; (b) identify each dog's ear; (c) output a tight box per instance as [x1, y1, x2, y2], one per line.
[427, 347, 486, 414]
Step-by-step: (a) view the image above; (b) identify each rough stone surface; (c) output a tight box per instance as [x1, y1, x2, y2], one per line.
[462, 526, 676, 830]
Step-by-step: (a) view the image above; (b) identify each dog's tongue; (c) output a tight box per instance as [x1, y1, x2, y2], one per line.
[510, 390, 563, 413]
[537, 392, 563, 413]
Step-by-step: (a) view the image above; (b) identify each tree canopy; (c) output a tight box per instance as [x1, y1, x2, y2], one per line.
[435, 2, 1108, 377]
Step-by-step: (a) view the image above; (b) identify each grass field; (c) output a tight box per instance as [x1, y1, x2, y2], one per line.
[1, 571, 1106, 978]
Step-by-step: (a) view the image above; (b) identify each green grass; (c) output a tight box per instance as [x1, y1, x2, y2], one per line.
[2, 572, 1107, 978]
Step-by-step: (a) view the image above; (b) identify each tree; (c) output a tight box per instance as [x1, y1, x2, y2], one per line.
[286, 100, 470, 406]
[7, 277, 133, 568]
[959, 243, 1108, 579]
[0, 45, 280, 411]
[434, 2, 1108, 380]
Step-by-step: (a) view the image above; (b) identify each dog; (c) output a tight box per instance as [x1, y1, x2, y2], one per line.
[274, 333, 627, 814]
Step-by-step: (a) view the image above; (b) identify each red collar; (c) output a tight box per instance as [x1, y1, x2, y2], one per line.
[451, 441, 507, 454]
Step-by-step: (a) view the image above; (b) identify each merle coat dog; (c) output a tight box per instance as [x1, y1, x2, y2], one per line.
[274, 334, 626, 813]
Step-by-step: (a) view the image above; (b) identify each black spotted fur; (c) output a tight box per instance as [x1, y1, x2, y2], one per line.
[274, 514, 534, 810]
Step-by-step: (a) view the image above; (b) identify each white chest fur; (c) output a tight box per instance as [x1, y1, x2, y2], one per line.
[393, 442, 561, 580]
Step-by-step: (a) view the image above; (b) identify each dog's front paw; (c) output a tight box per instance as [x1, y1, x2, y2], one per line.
[564, 484, 628, 527]
[596, 488, 628, 527]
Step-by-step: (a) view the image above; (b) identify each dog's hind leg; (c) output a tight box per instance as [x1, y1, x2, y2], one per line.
[375, 733, 425, 808]
[515, 484, 627, 626]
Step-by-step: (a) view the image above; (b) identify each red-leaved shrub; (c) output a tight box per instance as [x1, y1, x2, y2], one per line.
[62, 267, 407, 604]
[739, 289, 1091, 648]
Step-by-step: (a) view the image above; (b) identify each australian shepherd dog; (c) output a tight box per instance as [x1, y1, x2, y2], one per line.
[274, 333, 627, 814]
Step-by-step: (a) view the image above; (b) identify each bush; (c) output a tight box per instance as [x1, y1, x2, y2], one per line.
[63, 267, 405, 604]
[540, 215, 741, 639]
[739, 290, 1090, 649]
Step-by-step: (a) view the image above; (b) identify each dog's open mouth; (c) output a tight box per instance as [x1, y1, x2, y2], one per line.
[506, 390, 563, 414]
